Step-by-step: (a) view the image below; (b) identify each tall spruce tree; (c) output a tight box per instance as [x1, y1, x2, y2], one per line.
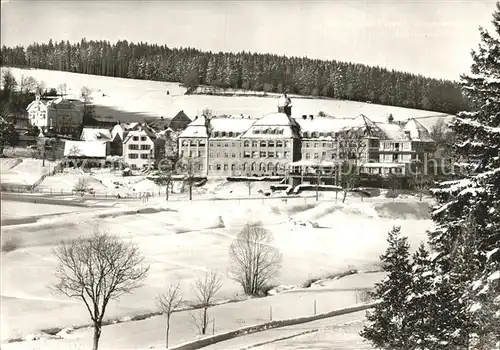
[427, 2, 500, 348]
[405, 243, 438, 349]
[361, 226, 413, 349]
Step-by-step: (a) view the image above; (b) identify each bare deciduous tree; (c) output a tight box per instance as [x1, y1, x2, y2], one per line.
[229, 223, 283, 296]
[155, 158, 175, 201]
[73, 177, 89, 194]
[176, 157, 202, 200]
[157, 282, 183, 348]
[337, 129, 367, 203]
[191, 272, 222, 335]
[52, 229, 149, 350]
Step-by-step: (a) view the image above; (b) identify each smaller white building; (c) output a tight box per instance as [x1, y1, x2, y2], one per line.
[122, 124, 157, 170]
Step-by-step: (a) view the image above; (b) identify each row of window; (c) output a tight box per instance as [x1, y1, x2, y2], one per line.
[180, 150, 203, 157]
[128, 153, 151, 159]
[209, 163, 285, 172]
[303, 142, 333, 148]
[211, 131, 242, 138]
[132, 136, 149, 142]
[128, 144, 151, 150]
[181, 140, 207, 146]
[302, 131, 334, 138]
[252, 128, 284, 135]
[206, 151, 291, 159]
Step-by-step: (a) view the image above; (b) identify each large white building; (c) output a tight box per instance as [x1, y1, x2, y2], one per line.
[26, 95, 83, 134]
[178, 95, 437, 186]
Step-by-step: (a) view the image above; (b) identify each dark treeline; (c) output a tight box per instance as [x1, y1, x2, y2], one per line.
[1, 39, 468, 114]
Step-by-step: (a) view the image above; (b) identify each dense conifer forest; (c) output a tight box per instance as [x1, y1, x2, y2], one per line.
[1, 39, 468, 114]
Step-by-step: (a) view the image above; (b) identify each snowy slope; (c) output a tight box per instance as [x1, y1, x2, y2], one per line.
[5, 67, 450, 122]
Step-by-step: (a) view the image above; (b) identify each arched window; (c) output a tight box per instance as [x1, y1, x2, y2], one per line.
[267, 162, 274, 171]
[259, 163, 266, 171]
[242, 162, 247, 171]
[244, 141, 250, 147]
[276, 141, 283, 147]
[260, 141, 267, 147]
[303, 132, 309, 138]
[284, 141, 290, 148]
[254, 129, 260, 134]
[251, 162, 257, 171]
[268, 141, 275, 148]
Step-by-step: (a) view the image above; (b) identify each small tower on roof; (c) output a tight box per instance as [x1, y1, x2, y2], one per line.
[277, 93, 292, 117]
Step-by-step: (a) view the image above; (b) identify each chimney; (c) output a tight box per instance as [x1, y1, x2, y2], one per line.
[161, 116, 164, 120]
[309, 115, 314, 121]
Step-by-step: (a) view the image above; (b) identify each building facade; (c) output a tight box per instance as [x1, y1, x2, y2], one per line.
[26, 95, 83, 134]
[177, 95, 437, 184]
[122, 124, 157, 170]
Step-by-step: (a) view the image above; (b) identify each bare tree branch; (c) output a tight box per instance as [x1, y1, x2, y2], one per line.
[229, 223, 283, 296]
[157, 282, 183, 348]
[51, 228, 149, 350]
[190, 272, 222, 335]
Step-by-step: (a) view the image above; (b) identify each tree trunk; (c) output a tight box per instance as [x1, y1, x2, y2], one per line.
[165, 314, 170, 348]
[342, 189, 347, 203]
[189, 183, 192, 201]
[92, 323, 102, 350]
[166, 183, 169, 201]
[202, 307, 208, 334]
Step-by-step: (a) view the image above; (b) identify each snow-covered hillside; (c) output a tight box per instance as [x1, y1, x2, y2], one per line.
[4, 67, 452, 124]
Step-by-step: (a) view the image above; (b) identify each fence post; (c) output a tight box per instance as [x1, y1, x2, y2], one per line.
[269, 306, 273, 321]
[212, 317, 215, 335]
[314, 299, 317, 315]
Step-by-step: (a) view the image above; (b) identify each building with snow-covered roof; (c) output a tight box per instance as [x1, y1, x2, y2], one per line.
[26, 95, 83, 135]
[177, 94, 437, 183]
[122, 123, 162, 171]
[80, 128, 112, 141]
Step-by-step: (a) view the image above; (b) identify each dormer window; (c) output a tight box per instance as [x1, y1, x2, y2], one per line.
[213, 132, 219, 137]
[228, 132, 233, 137]
[221, 131, 226, 137]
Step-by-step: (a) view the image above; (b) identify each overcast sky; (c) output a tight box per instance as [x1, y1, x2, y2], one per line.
[1, 0, 498, 80]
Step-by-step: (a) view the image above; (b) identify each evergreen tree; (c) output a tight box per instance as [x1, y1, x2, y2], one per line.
[1, 39, 467, 114]
[426, 3, 500, 348]
[405, 243, 437, 349]
[361, 226, 413, 349]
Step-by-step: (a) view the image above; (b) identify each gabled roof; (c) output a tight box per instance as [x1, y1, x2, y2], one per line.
[80, 128, 112, 141]
[64, 141, 107, 158]
[404, 118, 434, 142]
[242, 112, 300, 139]
[179, 115, 209, 138]
[122, 123, 157, 143]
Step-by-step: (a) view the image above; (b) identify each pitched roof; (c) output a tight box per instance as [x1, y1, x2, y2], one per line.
[64, 141, 107, 158]
[122, 123, 157, 143]
[80, 128, 112, 141]
[242, 112, 300, 139]
[179, 116, 209, 138]
[404, 118, 433, 141]
[210, 117, 256, 135]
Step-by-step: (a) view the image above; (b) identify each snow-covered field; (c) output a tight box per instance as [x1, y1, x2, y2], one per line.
[0, 158, 59, 187]
[1, 194, 433, 347]
[4, 67, 451, 123]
